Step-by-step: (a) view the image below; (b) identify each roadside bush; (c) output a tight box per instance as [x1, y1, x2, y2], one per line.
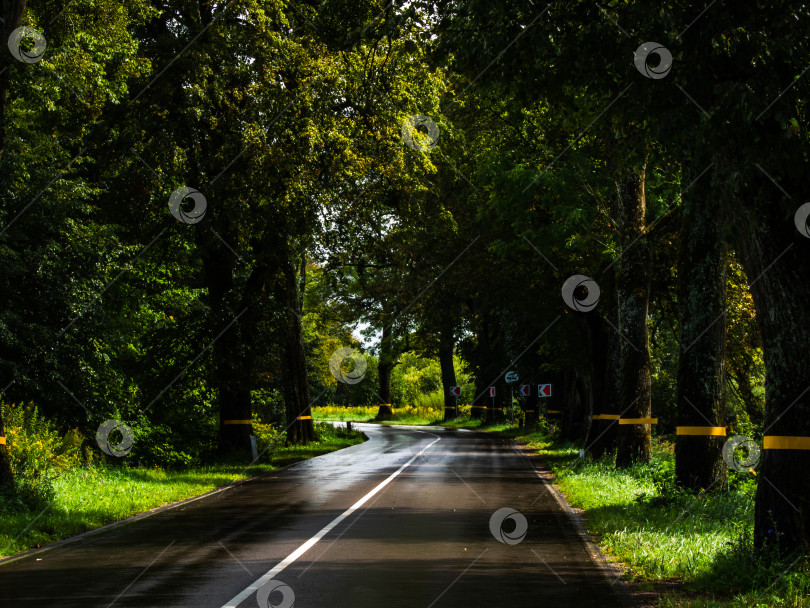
[130, 420, 199, 469]
[635, 457, 688, 507]
[412, 389, 443, 410]
[313, 421, 363, 442]
[252, 417, 285, 461]
[252, 388, 286, 426]
[1, 400, 85, 510]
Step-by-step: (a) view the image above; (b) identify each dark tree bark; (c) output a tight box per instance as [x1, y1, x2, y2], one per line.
[523, 349, 541, 430]
[675, 168, 728, 491]
[542, 371, 564, 421]
[561, 370, 591, 444]
[581, 310, 608, 454]
[592, 282, 622, 459]
[472, 311, 500, 420]
[375, 324, 394, 421]
[278, 251, 314, 445]
[439, 322, 458, 421]
[585, 303, 618, 458]
[731, 190, 810, 553]
[615, 163, 653, 468]
[201, 235, 254, 458]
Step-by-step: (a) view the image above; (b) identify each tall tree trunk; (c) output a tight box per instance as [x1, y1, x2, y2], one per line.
[675, 168, 728, 491]
[543, 371, 564, 421]
[731, 192, 810, 553]
[439, 322, 457, 421]
[523, 349, 541, 430]
[585, 302, 618, 458]
[582, 310, 608, 454]
[561, 370, 590, 444]
[375, 324, 394, 420]
[592, 300, 622, 459]
[202, 237, 254, 457]
[615, 163, 653, 468]
[279, 250, 314, 445]
[471, 312, 494, 420]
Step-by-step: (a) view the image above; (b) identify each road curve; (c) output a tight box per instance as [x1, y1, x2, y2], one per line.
[0, 424, 627, 608]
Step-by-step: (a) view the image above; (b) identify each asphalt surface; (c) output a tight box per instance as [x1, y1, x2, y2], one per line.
[0, 424, 628, 608]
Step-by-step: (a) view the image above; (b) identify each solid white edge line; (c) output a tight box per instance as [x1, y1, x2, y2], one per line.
[221, 434, 441, 608]
[510, 444, 628, 593]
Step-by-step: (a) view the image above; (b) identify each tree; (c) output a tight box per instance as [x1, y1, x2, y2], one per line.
[0, 0, 27, 490]
[1, 0, 153, 473]
[674, 162, 727, 491]
[613, 162, 653, 467]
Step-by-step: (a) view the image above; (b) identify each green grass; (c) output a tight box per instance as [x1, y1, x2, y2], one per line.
[0, 423, 365, 558]
[312, 404, 525, 429]
[506, 428, 810, 607]
[312, 404, 379, 421]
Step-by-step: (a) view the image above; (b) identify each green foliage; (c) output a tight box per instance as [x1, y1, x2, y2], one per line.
[650, 311, 679, 434]
[252, 389, 286, 427]
[312, 421, 364, 444]
[129, 417, 199, 469]
[412, 389, 444, 410]
[252, 417, 285, 462]
[0, 400, 86, 510]
[635, 457, 688, 507]
[392, 352, 442, 406]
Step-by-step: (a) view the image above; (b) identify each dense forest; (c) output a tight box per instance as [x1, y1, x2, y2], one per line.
[0, 0, 808, 566]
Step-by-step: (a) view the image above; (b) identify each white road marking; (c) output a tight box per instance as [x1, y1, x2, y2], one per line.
[221, 434, 441, 607]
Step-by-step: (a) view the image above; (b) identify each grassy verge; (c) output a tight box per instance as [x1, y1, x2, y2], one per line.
[312, 404, 521, 428]
[505, 427, 810, 607]
[312, 404, 445, 425]
[0, 423, 365, 559]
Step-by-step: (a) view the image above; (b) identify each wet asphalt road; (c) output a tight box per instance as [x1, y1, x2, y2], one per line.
[0, 424, 627, 608]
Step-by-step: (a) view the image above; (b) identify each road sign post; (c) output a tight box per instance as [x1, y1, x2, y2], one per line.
[489, 386, 496, 423]
[517, 384, 530, 428]
[510, 386, 513, 424]
[504, 372, 518, 425]
[538, 384, 553, 420]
